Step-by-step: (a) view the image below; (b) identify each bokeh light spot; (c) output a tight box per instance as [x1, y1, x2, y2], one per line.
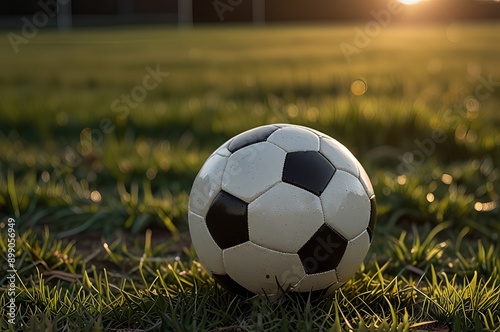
[286, 104, 299, 118]
[475, 201, 498, 212]
[306, 107, 319, 122]
[41, 171, 50, 183]
[441, 174, 453, 185]
[146, 168, 157, 180]
[90, 190, 102, 203]
[455, 124, 468, 141]
[466, 130, 477, 144]
[350, 79, 367, 96]
[465, 97, 480, 119]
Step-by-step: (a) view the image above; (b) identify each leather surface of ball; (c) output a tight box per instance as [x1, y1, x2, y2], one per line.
[188, 124, 376, 296]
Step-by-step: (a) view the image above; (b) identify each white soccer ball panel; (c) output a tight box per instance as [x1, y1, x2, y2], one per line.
[295, 125, 328, 138]
[223, 242, 305, 295]
[189, 154, 227, 217]
[267, 126, 320, 152]
[356, 160, 375, 198]
[248, 182, 324, 253]
[222, 142, 286, 203]
[188, 211, 226, 275]
[321, 170, 370, 240]
[320, 137, 360, 177]
[216, 146, 231, 157]
[335, 230, 370, 284]
[292, 269, 338, 292]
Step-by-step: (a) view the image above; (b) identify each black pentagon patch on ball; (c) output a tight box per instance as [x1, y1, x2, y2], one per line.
[282, 151, 336, 196]
[205, 191, 249, 250]
[367, 196, 377, 242]
[212, 273, 254, 297]
[298, 224, 348, 274]
[227, 125, 279, 153]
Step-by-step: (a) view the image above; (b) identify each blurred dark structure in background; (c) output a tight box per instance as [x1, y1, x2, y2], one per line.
[0, 0, 499, 29]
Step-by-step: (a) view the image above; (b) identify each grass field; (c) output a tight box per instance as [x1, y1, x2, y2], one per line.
[0, 22, 499, 331]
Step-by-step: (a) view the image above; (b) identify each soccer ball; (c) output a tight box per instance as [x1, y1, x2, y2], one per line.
[188, 124, 376, 296]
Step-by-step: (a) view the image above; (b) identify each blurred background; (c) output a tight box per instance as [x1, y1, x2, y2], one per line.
[1, 0, 500, 27]
[1, 2, 499, 329]
[0, 0, 499, 242]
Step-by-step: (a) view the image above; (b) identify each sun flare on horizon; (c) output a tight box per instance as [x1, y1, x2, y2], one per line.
[398, 0, 423, 4]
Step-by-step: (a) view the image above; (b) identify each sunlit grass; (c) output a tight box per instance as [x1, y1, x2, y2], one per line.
[1, 227, 498, 330]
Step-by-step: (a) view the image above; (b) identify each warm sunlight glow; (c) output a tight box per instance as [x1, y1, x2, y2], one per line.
[398, 0, 422, 4]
